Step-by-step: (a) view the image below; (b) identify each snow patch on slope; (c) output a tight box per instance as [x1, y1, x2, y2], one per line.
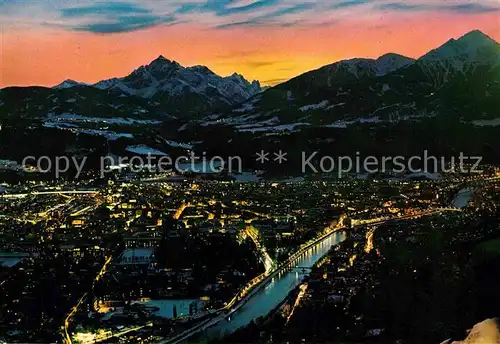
[43, 121, 134, 140]
[126, 145, 168, 156]
[300, 100, 329, 111]
[326, 116, 382, 128]
[238, 123, 310, 133]
[164, 140, 193, 149]
[472, 118, 500, 127]
[53, 80, 88, 89]
[46, 113, 161, 125]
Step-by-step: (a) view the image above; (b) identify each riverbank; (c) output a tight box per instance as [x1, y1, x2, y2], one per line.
[228, 204, 500, 343]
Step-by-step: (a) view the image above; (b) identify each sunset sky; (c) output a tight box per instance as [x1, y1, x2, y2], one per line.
[1, 0, 499, 87]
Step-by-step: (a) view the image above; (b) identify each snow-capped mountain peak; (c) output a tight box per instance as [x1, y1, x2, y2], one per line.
[85, 56, 263, 115]
[187, 65, 216, 75]
[154, 55, 171, 62]
[374, 53, 415, 76]
[300, 53, 414, 84]
[146, 56, 182, 75]
[459, 29, 497, 46]
[93, 77, 121, 90]
[226, 73, 261, 90]
[53, 79, 87, 89]
[420, 30, 498, 62]
[228, 72, 246, 82]
[415, 30, 499, 85]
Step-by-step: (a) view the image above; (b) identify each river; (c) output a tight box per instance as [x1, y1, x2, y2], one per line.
[452, 188, 474, 208]
[199, 231, 347, 340]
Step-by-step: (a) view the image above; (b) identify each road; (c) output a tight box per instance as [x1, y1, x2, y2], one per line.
[63, 255, 113, 344]
[63, 292, 88, 344]
[245, 225, 274, 272]
[1, 190, 98, 199]
[173, 203, 190, 220]
[156, 207, 460, 344]
[93, 322, 153, 343]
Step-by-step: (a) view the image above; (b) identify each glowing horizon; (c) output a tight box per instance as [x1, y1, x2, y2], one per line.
[1, 0, 499, 87]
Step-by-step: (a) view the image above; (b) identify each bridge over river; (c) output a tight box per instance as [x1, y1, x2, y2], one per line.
[158, 208, 462, 344]
[159, 230, 347, 344]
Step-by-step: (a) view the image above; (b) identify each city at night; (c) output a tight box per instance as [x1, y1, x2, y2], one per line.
[1, 1, 500, 343]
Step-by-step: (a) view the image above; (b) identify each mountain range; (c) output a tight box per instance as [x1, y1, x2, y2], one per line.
[0, 29, 499, 175]
[54, 56, 262, 113]
[206, 30, 499, 129]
